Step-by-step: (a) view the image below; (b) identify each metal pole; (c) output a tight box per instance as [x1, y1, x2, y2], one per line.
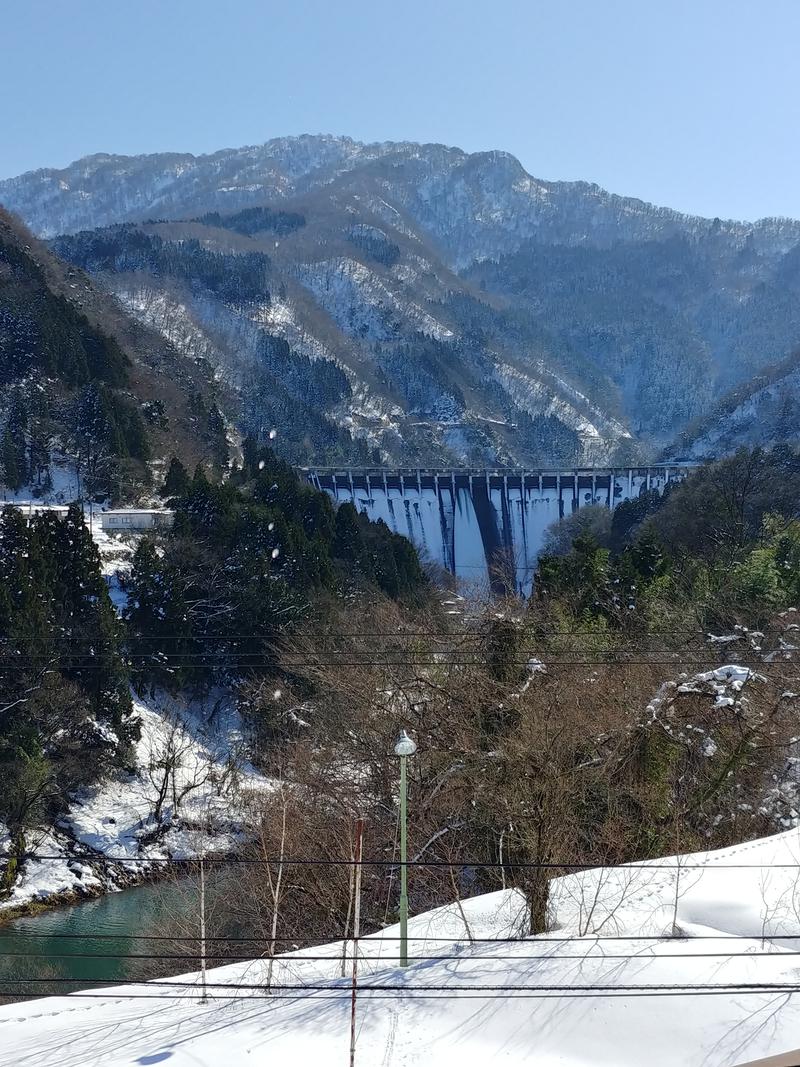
[399, 754, 409, 967]
[199, 854, 207, 1003]
[349, 817, 364, 1067]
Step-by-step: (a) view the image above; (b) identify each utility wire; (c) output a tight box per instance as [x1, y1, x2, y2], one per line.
[0, 649, 779, 659]
[9, 932, 800, 944]
[1, 988, 798, 1001]
[0, 658, 784, 670]
[6, 949, 800, 963]
[0, 648, 775, 658]
[18, 853, 800, 871]
[0, 629, 785, 639]
[2, 978, 799, 995]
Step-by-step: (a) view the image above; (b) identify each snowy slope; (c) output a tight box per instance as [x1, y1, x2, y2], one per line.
[0, 693, 270, 913]
[670, 355, 800, 459]
[5, 829, 800, 1065]
[52, 211, 618, 466]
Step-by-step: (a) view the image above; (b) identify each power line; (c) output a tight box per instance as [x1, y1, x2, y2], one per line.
[0, 653, 755, 661]
[0, 657, 784, 669]
[8, 932, 800, 944]
[1, 981, 797, 998]
[0, 629, 786, 639]
[2, 978, 799, 995]
[5, 949, 800, 963]
[0, 635, 785, 646]
[0, 653, 749, 660]
[5, 933, 800, 945]
[0, 644, 779, 652]
[18, 852, 800, 870]
[0, 646, 774, 656]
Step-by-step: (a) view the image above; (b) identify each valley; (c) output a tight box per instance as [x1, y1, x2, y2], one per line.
[3, 117, 800, 1066]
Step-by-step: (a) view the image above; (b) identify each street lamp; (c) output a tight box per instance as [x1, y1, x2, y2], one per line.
[394, 728, 417, 967]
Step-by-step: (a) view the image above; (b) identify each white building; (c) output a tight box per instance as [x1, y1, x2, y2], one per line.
[100, 509, 174, 531]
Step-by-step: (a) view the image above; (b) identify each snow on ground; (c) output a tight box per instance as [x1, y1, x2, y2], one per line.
[0, 462, 82, 505]
[0, 831, 103, 911]
[68, 692, 269, 860]
[1, 692, 271, 913]
[295, 257, 454, 343]
[91, 523, 139, 612]
[5, 830, 800, 1065]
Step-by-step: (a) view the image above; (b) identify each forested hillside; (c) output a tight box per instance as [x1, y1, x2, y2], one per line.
[0, 209, 230, 500]
[468, 233, 800, 440]
[50, 223, 379, 466]
[0, 503, 130, 891]
[534, 445, 800, 631]
[0, 445, 426, 896]
[125, 443, 424, 691]
[669, 347, 800, 458]
[50, 216, 605, 468]
[4, 135, 800, 465]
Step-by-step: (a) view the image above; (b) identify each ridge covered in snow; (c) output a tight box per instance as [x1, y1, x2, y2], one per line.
[5, 134, 800, 466]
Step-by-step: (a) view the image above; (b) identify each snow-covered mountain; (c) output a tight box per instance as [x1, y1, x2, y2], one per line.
[6, 135, 800, 259]
[4, 135, 800, 465]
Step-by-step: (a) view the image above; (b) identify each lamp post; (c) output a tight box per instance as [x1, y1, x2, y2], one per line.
[394, 728, 417, 967]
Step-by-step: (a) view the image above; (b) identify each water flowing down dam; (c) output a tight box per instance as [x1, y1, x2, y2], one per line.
[301, 466, 692, 595]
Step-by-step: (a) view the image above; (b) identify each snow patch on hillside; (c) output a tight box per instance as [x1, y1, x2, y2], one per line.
[682, 365, 800, 458]
[250, 297, 336, 364]
[0, 692, 270, 913]
[68, 692, 267, 859]
[496, 361, 629, 457]
[115, 285, 222, 370]
[0, 462, 82, 505]
[295, 257, 454, 343]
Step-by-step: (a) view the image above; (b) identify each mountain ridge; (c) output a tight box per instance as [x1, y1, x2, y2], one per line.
[5, 134, 800, 466]
[6, 134, 799, 249]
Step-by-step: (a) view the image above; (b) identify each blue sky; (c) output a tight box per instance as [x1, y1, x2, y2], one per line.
[3, 0, 799, 220]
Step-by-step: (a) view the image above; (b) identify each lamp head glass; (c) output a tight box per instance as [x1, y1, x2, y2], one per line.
[394, 729, 417, 757]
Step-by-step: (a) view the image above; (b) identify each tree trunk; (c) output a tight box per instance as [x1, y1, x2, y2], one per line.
[0, 830, 26, 896]
[528, 868, 550, 935]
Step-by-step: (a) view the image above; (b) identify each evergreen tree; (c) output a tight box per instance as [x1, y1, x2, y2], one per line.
[1, 393, 29, 491]
[47, 504, 132, 729]
[160, 456, 191, 498]
[0, 504, 132, 880]
[126, 459, 426, 689]
[332, 503, 366, 564]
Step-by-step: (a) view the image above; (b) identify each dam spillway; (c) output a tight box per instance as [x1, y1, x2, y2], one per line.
[301, 466, 691, 595]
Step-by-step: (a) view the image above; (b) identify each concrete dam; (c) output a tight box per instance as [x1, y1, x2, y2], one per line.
[301, 466, 692, 595]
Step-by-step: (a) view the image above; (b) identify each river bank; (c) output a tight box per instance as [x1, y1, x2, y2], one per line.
[0, 843, 216, 926]
[0, 864, 261, 996]
[0, 691, 272, 922]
